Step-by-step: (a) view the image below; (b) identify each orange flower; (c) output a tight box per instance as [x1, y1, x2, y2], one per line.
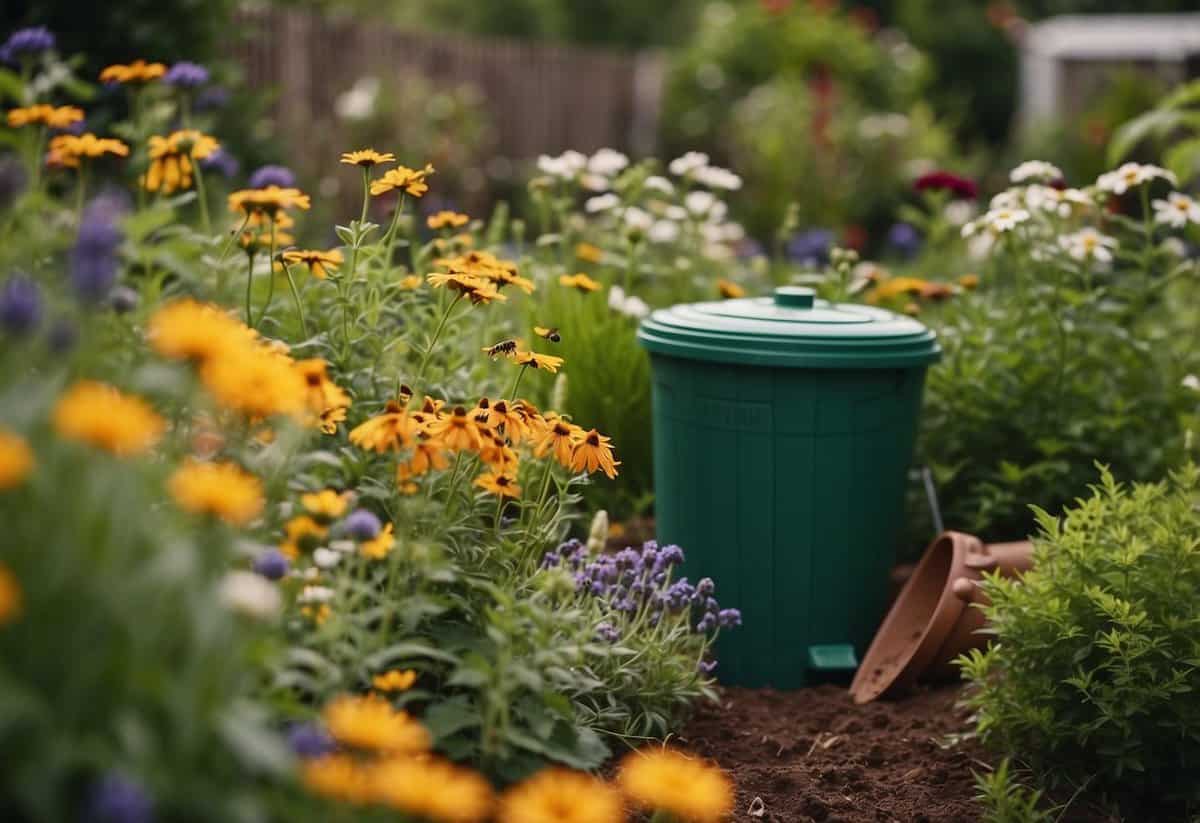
[570, 429, 620, 479]
[427, 210, 470, 229]
[283, 249, 343, 279]
[370, 163, 434, 197]
[100, 60, 166, 84]
[429, 406, 487, 452]
[349, 400, 419, 453]
[6, 104, 84, 129]
[340, 149, 395, 167]
[475, 470, 520, 498]
[559, 273, 600, 293]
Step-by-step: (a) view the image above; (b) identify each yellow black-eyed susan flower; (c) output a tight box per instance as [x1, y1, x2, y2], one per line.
[349, 400, 419, 453]
[370, 757, 494, 823]
[282, 248, 344, 279]
[570, 428, 620, 479]
[323, 693, 431, 754]
[53, 381, 165, 457]
[427, 210, 469, 230]
[559, 273, 600, 292]
[168, 459, 264, 526]
[515, 350, 564, 373]
[6, 104, 84, 129]
[618, 749, 733, 823]
[99, 59, 166, 84]
[369, 163, 434, 198]
[474, 470, 520, 499]
[228, 185, 312, 215]
[497, 768, 623, 823]
[340, 149, 395, 168]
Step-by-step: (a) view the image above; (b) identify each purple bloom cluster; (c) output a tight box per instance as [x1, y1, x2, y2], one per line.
[253, 548, 290, 581]
[342, 509, 381, 540]
[164, 61, 209, 88]
[248, 165, 296, 189]
[542, 539, 740, 639]
[200, 147, 239, 178]
[0, 27, 55, 64]
[85, 772, 154, 823]
[287, 722, 335, 758]
[194, 86, 230, 112]
[70, 194, 127, 304]
[0, 275, 42, 337]
[787, 228, 833, 265]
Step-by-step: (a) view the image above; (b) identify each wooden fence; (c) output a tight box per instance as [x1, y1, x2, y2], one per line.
[227, 8, 665, 179]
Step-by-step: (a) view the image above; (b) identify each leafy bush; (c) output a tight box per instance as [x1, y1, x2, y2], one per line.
[959, 465, 1200, 814]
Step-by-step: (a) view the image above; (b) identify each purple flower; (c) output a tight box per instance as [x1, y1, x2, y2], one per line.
[886, 222, 921, 258]
[615, 548, 641, 568]
[786, 229, 833, 265]
[696, 613, 717, 633]
[718, 608, 742, 628]
[248, 165, 296, 189]
[588, 579, 607, 597]
[541, 550, 562, 568]
[46, 317, 78, 354]
[164, 61, 209, 88]
[70, 194, 126, 304]
[659, 544, 684, 566]
[0, 275, 42, 336]
[109, 286, 139, 314]
[698, 659, 718, 675]
[253, 548, 290, 581]
[595, 621, 620, 643]
[86, 772, 153, 823]
[194, 86, 230, 111]
[287, 723, 334, 758]
[200, 148, 238, 178]
[343, 509, 382, 540]
[696, 577, 715, 597]
[0, 27, 55, 64]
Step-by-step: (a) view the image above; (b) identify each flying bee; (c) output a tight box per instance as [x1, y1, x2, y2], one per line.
[533, 326, 561, 343]
[482, 338, 519, 359]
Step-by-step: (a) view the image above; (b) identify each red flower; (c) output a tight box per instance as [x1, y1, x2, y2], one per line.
[913, 171, 978, 200]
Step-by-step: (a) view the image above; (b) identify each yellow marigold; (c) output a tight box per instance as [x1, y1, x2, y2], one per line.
[281, 514, 328, 559]
[6, 104, 84, 129]
[372, 668, 418, 692]
[617, 749, 733, 823]
[301, 489, 351, 520]
[323, 693, 431, 754]
[0, 428, 34, 490]
[399, 274, 423, 290]
[474, 470, 520, 499]
[340, 149, 396, 167]
[199, 343, 307, 419]
[559, 273, 600, 293]
[228, 186, 312, 215]
[0, 563, 21, 626]
[282, 248, 343, 279]
[148, 298, 255, 363]
[168, 459, 264, 526]
[302, 754, 374, 805]
[370, 756, 494, 823]
[143, 130, 219, 193]
[53, 381, 165, 457]
[369, 163, 434, 198]
[575, 242, 603, 264]
[427, 210, 470, 230]
[570, 429, 620, 480]
[349, 400, 419, 453]
[361, 523, 395, 559]
[515, 350, 564, 374]
[46, 133, 129, 169]
[99, 59, 166, 84]
[497, 768, 624, 823]
[717, 279, 745, 299]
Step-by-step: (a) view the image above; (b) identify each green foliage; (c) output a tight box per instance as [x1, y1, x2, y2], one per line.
[959, 465, 1200, 813]
[973, 759, 1053, 823]
[1110, 79, 1200, 183]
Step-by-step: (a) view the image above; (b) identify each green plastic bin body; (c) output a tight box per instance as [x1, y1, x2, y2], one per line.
[637, 287, 940, 688]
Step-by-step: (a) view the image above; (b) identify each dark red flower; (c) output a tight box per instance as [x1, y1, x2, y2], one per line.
[913, 171, 978, 200]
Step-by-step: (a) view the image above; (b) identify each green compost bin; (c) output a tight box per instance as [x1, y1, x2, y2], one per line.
[637, 286, 940, 688]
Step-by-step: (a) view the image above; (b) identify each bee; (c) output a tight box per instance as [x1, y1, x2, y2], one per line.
[533, 326, 561, 343]
[482, 338, 519, 359]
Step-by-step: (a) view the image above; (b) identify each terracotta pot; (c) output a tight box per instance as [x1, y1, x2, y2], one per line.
[848, 531, 1032, 704]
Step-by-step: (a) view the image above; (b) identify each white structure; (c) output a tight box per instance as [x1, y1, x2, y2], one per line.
[1020, 14, 1200, 125]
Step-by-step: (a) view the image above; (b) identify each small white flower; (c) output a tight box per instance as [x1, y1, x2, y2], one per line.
[334, 77, 380, 121]
[1010, 160, 1063, 184]
[585, 193, 621, 213]
[329, 539, 357, 554]
[648, 219, 680, 244]
[684, 190, 717, 216]
[219, 571, 282, 620]
[580, 173, 610, 192]
[536, 150, 588, 180]
[983, 208, 1031, 233]
[1096, 162, 1177, 195]
[299, 585, 335, 604]
[644, 175, 675, 194]
[664, 205, 689, 221]
[989, 189, 1023, 210]
[668, 151, 709, 177]
[701, 243, 734, 261]
[1025, 185, 1091, 218]
[1183, 374, 1200, 392]
[1059, 227, 1117, 263]
[608, 285, 650, 318]
[943, 200, 976, 227]
[722, 222, 745, 242]
[313, 548, 342, 569]
[588, 148, 629, 177]
[1152, 191, 1200, 228]
[623, 206, 654, 232]
[699, 222, 726, 244]
[692, 165, 742, 190]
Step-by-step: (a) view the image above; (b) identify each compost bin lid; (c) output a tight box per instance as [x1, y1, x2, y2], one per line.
[636, 286, 941, 369]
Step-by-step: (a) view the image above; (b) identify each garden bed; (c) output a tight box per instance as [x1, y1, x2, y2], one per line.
[681, 684, 1112, 823]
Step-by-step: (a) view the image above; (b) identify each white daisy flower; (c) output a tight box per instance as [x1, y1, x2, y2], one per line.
[219, 571, 282, 620]
[692, 164, 743, 190]
[1096, 162, 1177, 195]
[684, 190, 717, 216]
[648, 219, 680, 244]
[668, 151, 709, 176]
[1059, 227, 1117, 262]
[1010, 160, 1063, 184]
[623, 206, 654, 232]
[989, 189, 1024, 210]
[313, 548, 342, 569]
[588, 147, 629, 177]
[580, 173, 610, 192]
[983, 207, 1031, 232]
[1183, 374, 1200, 392]
[585, 193, 621, 213]
[644, 175, 675, 194]
[1152, 191, 1200, 228]
[299, 585, 336, 604]
[943, 200, 976, 227]
[536, 150, 588, 179]
[329, 539, 357, 554]
[608, 285, 650, 318]
[1025, 185, 1091, 217]
[664, 205, 689, 221]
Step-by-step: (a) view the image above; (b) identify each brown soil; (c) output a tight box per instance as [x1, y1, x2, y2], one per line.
[678, 684, 1115, 823]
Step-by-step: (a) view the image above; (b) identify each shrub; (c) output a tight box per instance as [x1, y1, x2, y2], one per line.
[959, 464, 1200, 814]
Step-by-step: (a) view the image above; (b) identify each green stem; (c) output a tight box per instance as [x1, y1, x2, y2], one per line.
[255, 217, 277, 327]
[244, 251, 256, 326]
[283, 262, 308, 338]
[508, 364, 529, 401]
[416, 291, 464, 382]
[193, 157, 212, 235]
[380, 194, 407, 270]
[217, 214, 251, 297]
